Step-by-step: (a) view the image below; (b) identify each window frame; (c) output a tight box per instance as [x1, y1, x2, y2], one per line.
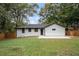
[28, 28, 31, 32]
[52, 28, 56, 31]
[34, 28, 38, 32]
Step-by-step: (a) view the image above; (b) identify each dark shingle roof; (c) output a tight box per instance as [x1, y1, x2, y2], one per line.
[16, 24, 46, 29]
[16, 23, 65, 29]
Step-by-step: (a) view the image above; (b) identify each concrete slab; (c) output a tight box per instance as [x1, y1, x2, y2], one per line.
[38, 36, 71, 39]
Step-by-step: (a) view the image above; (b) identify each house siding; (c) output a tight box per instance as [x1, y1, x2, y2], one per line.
[17, 28, 41, 37]
[44, 24, 65, 36]
[16, 24, 65, 37]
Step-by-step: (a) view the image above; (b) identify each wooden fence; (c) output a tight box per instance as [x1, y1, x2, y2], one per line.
[66, 30, 79, 36]
[5, 32, 16, 39]
[0, 33, 5, 40]
[0, 32, 16, 40]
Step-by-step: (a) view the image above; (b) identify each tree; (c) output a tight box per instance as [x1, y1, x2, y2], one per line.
[0, 4, 13, 32]
[39, 3, 79, 28]
[0, 3, 38, 33]
[10, 3, 38, 27]
[39, 3, 61, 24]
[59, 3, 79, 27]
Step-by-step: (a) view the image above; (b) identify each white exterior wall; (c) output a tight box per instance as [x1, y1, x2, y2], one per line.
[17, 29, 41, 37]
[45, 24, 65, 36]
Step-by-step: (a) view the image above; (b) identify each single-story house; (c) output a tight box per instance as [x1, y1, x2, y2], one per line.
[16, 23, 65, 37]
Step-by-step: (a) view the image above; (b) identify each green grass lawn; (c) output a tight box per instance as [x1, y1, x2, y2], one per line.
[0, 37, 79, 56]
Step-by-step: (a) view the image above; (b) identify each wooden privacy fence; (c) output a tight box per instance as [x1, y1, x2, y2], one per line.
[66, 30, 79, 36]
[0, 32, 16, 40]
[5, 32, 16, 39]
[0, 33, 5, 40]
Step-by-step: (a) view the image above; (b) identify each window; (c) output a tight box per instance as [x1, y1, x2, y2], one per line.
[34, 28, 38, 32]
[52, 28, 56, 31]
[22, 28, 25, 33]
[28, 28, 31, 32]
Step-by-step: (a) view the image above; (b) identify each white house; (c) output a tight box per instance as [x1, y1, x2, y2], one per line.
[16, 23, 65, 37]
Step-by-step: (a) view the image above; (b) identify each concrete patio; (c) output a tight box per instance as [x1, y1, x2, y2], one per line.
[38, 36, 71, 39]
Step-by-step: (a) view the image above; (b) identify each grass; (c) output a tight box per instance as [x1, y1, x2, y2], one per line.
[0, 37, 79, 56]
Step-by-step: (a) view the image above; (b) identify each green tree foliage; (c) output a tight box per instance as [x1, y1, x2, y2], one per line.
[10, 3, 38, 27]
[39, 3, 79, 27]
[0, 3, 38, 33]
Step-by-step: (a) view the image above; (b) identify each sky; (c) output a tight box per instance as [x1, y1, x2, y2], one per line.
[28, 3, 45, 24]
